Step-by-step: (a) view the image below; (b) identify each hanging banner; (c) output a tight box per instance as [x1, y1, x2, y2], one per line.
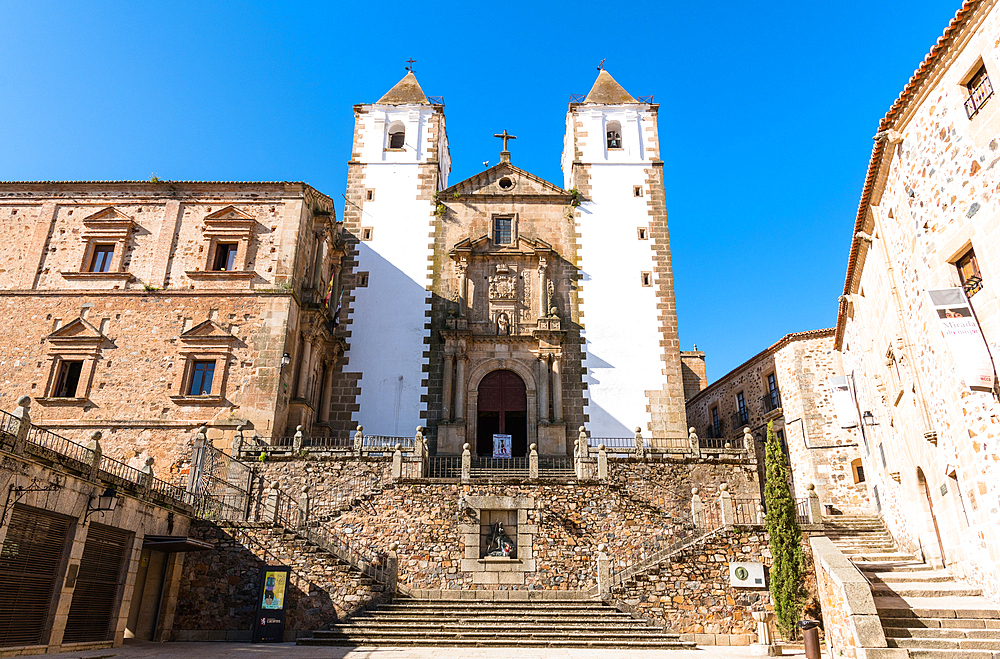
[828, 375, 858, 428]
[928, 288, 995, 390]
[492, 434, 512, 459]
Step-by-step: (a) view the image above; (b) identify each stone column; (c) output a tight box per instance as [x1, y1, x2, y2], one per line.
[292, 425, 304, 453]
[296, 337, 313, 400]
[298, 486, 310, 528]
[538, 260, 548, 318]
[458, 261, 468, 317]
[319, 360, 334, 423]
[719, 483, 735, 528]
[807, 483, 823, 524]
[442, 353, 455, 422]
[551, 354, 563, 421]
[12, 395, 30, 455]
[537, 355, 549, 423]
[391, 444, 403, 480]
[597, 544, 610, 599]
[691, 488, 704, 527]
[312, 234, 325, 290]
[86, 431, 103, 481]
[634, 426, 646, 459]
[461, 443, 471, 483]
[597, 444, 608, 481]
[454, 355, 467, 421]
[529, 443, 539, 479]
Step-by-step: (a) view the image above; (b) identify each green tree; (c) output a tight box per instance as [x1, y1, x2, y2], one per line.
[764, 420, 805, 639]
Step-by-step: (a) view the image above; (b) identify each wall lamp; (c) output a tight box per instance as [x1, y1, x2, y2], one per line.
[862, 411, 878, 427]
[281, 353, 291, 369]
[85, 487, 118, 521]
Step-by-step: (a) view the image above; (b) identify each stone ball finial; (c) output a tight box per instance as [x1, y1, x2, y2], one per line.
[416, 425, 423, 433]
[579, 426, 586, 433]
[692, 488, 699, 496]
[270, 480, 280, 490]
[689, 427, 696, 433]
[357, 424, 363, 432]
[16, 395, 30, 407]
[807, 483, 816, 491]
[598, 543, 607, 552]
[635, 427, 642, 433]
[529, 443, 537, 451]
[719, 483, 729, 492]
[389, 541, 399, 552]
[237, 425, 244, 432]
[394, 443, 402, 451]
[296, 425, 303, 432]
[463, 443, 470, 450]
[302, 485, 310, 494]
[598, 444, 606, 451]
[90, 430, 103, 441]
[145, 456, 155, 466]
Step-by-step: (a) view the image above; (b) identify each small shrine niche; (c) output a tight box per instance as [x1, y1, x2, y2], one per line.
[479, 509, 517, 559]
[488, 264, 519, 335]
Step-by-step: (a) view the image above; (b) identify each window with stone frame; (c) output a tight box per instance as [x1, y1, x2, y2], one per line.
[479, 509, 517, 559]
[606, 120, 623, 149]
[955, 247, 982, 297]
[61, 207, 137, 285]
[851, 458, 866, 484]
[735, 391, 748, 425]
[170, 319, 237, 404]
[711, 406, 721, 438]
[493, 215, 513, 245]
[38, 316, 108, 404]
[387, 122, 405, 150]
[186, 206, 257, 283]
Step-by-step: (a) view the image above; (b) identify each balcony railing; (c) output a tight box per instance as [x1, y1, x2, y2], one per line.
[966, 75, 994, 119]
[730, 411, 749, 432]
[761, 389, 781, 414]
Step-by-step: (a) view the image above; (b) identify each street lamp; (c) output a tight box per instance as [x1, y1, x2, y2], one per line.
[862, 411, 877, 427]
[281, 353, 291, 369]
[85, 487, 118, 521]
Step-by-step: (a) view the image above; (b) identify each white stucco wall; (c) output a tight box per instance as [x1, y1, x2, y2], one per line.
[571, 106, 664, 436]
[345, 105, 440, 435]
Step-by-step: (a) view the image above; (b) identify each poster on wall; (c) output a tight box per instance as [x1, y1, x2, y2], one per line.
[928, 288, 995, 390]
[251, 566, 290, 643]
[828, 375, 858, 428]
[492, 434, 512, 458]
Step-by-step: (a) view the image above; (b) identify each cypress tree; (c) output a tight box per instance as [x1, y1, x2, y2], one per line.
[763, 420, 805, 639]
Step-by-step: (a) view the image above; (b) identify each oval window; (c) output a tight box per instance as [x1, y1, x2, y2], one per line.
[498, 177, 514, 191]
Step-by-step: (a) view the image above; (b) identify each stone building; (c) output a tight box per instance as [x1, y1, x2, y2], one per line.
[0, 181, 343, 467]
[686, 329, 870, 515]
[836, 0, 1000, 599]
[332, 70, 688, 456]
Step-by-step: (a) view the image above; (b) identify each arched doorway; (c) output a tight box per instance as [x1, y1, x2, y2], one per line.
[476, 370, 528, 457]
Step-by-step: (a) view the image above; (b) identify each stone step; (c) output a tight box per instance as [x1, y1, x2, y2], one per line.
[386, 600, 600, 608]
[867, 570, 958, 584]
[886, 637, 1000, 650]
[872, 583, 984, 598]
[856, 561, 935, 573]
[876, 606, 1000, 620]
[843, 551, 918, 561]
[899, 650, 1000, 659]
[335, 622, 658, 631]
[359, 614, 637, 624]
[315, 628, 679, 639]
[298, 637, 696, 648]
[884, 626, 1000, 639]
[881, 617, 1000, 630]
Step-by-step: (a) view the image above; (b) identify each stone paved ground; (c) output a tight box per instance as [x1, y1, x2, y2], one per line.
[52, 641, 819, 659]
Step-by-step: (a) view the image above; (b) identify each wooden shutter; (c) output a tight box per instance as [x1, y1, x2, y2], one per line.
[0, 505, 72, 647]
[62, 523, 133, 643]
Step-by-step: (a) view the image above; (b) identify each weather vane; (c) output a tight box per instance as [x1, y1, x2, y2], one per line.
[597, 58, 606, 71]
[405, 58, 416, 72]
[494, 129, 517, 152]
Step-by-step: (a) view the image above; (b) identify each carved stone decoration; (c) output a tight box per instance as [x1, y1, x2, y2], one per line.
[486, 522, 515, 557]
[489, 274, 517, 300]
[496, 312, 511, 335]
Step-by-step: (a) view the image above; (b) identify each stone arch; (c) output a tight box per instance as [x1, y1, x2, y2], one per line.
[466, 358, 538, 454]
[387, 121, 405, 149]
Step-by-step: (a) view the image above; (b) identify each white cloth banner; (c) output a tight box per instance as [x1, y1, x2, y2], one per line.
[928, 288, 995, 390]
[828, 375, 858, 428]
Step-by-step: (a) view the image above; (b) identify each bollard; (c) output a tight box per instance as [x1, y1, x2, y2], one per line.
[798, 620, 821, 659]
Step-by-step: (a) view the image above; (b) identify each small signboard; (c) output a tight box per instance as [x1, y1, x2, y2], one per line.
[492, 434, 512, 458]
[729, 561, 766, 588]
[928, 288, 995, 390]
[252, 565, 291, 642]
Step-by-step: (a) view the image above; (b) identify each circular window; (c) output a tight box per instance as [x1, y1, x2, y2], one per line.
[497, 177, 514, 191]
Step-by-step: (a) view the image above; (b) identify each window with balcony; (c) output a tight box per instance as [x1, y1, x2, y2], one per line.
[956, 247, 982, 297]
[762, 373, 781, 413]
[965, 64, 993, 119]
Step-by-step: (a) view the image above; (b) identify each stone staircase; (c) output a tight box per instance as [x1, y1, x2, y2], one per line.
[297, 598, 696, 648]
[826, 515, 1000, 658]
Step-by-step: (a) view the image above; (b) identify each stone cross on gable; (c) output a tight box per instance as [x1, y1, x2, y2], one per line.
[494, 130, 516, 152]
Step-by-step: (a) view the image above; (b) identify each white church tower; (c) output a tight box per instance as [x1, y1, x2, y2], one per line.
[333, 72, 450, 436]
[562, 70, 687, 442]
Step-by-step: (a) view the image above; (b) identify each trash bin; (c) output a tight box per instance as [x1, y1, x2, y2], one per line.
[798, 619, 821, 659]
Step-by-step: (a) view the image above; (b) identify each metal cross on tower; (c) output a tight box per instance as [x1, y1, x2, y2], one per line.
[494, 129, 517, 152]
[597, 58, 606, 71]
[405, 58, 416, 72]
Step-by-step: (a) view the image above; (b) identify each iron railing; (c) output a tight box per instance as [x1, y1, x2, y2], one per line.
[539, 456, 575, 476]
[730, 412, 749, 432]
[965, 75, 994, 119]
[588, 437, 640, 451]
[795, 497, 810, 525]
[426, 96, 445, 105]
[733, 498, 760, 525]
[426, 456, 461, 479]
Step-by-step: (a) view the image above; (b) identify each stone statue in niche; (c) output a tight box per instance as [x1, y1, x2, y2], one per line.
[486, 522, 514, 557]
[496, 312, 511, 335]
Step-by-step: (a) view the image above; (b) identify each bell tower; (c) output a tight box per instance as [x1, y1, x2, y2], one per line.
[330, 71, 450, 436]
[561, 69, 687, 443]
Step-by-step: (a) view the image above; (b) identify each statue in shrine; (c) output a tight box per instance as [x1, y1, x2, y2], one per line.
[485, 521, 515, 557]
[496, 312, 511, 335]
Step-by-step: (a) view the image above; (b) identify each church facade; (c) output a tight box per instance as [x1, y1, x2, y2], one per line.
[332, 70, 688, 456]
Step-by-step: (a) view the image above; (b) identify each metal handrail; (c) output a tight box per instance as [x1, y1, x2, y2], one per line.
[966, 75, 994, 118]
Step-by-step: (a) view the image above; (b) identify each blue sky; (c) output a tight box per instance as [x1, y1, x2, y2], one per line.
[0, 0, 962, 381]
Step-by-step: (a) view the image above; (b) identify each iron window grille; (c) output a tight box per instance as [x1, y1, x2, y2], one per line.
[956, 248, 983, 297]
[965, 66, 993, 119]
[493, 216, 513, 245]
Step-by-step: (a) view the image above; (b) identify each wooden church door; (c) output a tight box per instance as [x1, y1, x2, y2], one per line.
[476, 370, 528, 457]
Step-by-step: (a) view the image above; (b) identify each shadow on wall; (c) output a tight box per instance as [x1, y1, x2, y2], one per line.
[581, 339, 638, 438]
[173, 522, 369, 640]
